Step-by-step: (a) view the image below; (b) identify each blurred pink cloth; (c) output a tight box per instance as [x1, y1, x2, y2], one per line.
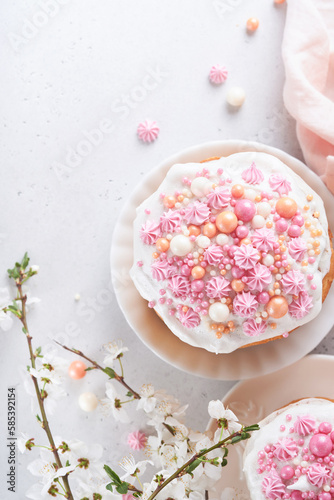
[282, 0, 334, 193]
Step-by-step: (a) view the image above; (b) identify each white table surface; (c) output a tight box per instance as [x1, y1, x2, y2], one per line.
[1, 0, 333, 498]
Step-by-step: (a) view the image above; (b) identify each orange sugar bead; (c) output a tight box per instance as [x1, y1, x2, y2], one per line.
[203, 222, 217, 238]
[274, 282, 280, 289]
[246, 17, 259, 31]
[211, 324, 218, 330]
[216, 331, 223, 339]
[240, 237, 252, 245]
[231, 184, 244, 198]
[220, 269, 227, 276]
[266, 296, 288, 319]
[191, 266, 206, 279]
[182, 306, 189, 313]
[301, 260, 308, 266]
[224, 327, 230, 334]
[305, 221, 311, 228]
[317, 229, 323, 236]
[188, 225, 201, 236]
[307, 194, 313, 202]
[274, 254, 281, 261]
[266, 221, 273, 228]
[177, 195, 184, 202]
[152, 252, 159, 259]
[216, 211, 238, 234]
[227, 321, 234, 328]
[304, 205, 310, 211]
[276, 197, 298, 219]
[163, 195, 176, 208]
[270, 323, 277, 329]
[313, 240, 320, 247]
[255, 195, 262, 202]
[156, 238, 170, 252]
[231, 279, 245, 292]
[225, 297, 232, 305]
[314, 248, 321, 255]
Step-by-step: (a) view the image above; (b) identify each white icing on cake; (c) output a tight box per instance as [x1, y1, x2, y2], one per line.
[130, 152, 332, 353]
[243, 398, 334, 499]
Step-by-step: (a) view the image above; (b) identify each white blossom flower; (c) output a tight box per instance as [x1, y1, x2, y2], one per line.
[100, 381, 130, 423]
[27, 455, 75, 496]
[137, 384, 157, 413]
[118, 454, 153, 480]
[17, 432, 34, 454]
[103, 340, 128, 367]
[54, 437, 103, 476]
[208, 400, 242, 442]
[23, 375, 67, 415]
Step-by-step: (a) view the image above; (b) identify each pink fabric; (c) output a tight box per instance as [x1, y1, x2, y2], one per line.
[282, 0, 334, 193]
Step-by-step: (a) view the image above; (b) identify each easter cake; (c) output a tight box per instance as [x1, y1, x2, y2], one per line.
[130, 152, 334, 354]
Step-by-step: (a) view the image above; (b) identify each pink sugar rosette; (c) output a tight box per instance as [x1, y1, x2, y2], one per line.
[168, 275, 190, 298]
[269, 174, 292, 196]
[261, 472, 286, 500]
[247, 264, 272, 292]
[281, 269, 306, 296]
[289, 293, 313, 319]
[205, 276, 231, 299]
[206, 187, 231, 209]
[241, 162, 264, 185]
[251, 228, 276, 252]
[307, 463, 330, 488]
[140, 221, 161, 244]
[160, 209, 182, 233]
[137, 120, 159, 143]
[178, 307, 201, 328]
[243, 318, 267, 337]
[288, 237, 307, 262]
[127, 431, 147, 450]
[233, 244, 260, 270]
[293, 415, 317, 436]
[183, 201, 210, 225]
[272, 437, 298, 461]
[233, 291, 258, 317]
[151, 260, 172, 281]
[204, 244, 224, 265]
[209, 64, 228, 84]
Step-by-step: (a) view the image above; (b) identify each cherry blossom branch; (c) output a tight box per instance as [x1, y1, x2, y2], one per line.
[6, 255, 74, 500]
[55, 342, 141, 399]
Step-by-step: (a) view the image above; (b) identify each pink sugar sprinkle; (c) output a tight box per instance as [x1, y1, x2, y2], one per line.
[148, 301, 156, 308]
[137, 119, 159, 143]
[137, 261, 143, 267]
[144, 208, 151, 214]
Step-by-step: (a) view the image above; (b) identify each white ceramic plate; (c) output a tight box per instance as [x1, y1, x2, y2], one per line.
[110, 140, 334, 380]
[207, 354, 334, 499]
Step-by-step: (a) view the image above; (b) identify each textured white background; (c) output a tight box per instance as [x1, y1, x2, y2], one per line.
[1, 0, 334, 498]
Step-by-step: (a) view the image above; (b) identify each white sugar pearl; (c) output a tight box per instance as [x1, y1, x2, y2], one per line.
[308, 250, 315, 256]
[255, 317, 262, 324]
[78, 392, 98, 412]
[191, 177, 212, 197]
[226, 86, 246, 107]
[209, 299, 215, 304]
[170, 235, 193, 256]
[183, 198, 189, 206]
[279, 267, 285, 274]
[324, 485, 331, 492]
[263, 254, 274, 267]
[225, 264, 231, 270]
[193, 252, 199, 258]
[198, 248, 204, 254]
[256, 202, 271, 218]
[74, 293, 81, 301]
[275, 289, 281, 295]
[251, 215, 265, 229]
[209, 302, 229, 322]
[175, 202, 181, 209]
[216, 233, 229, 246]
[276, 274, 282, 280]
[300, 461, 308, 468]
[183, 229, 190, 236]
[262, 312, 268, 318]
[166, 234, 172, 240]
[196, 235, 211, 249]
[210, 271, 216, 276]
[193, 259, 198, 265]
[293, 458, 300, 466]
[244, 188, 256, 201]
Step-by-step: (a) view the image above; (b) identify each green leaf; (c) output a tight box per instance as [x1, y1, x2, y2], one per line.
[231, 435, 243, 444]
[116, 482, 129, 494]
[126, 391, 133, 397]
[103, 465, 122, 485]
[84, 367, 95, 372]
[186, 458, 202, 475]
[103, 367, 116, 379]
[21, 252, 30, 270]
[106, 483, 113, 493]
[222, 447, 228, 458]
[22, 327, 28, 334]
[221, 458, 228, 467]
[243, 424, 260, 432]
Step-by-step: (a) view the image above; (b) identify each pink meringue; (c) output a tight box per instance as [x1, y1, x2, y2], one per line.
[140, 221, 161, 244]
[205, 276, 232, 299]
[233, 291, 258, 317]
[307, 463, 330, 488]
[269, 174, 292, 196]
[206, 187, 231, 209]
[261, 472, 286, 500]
[151, 260, 171, 281]
[137, 120, 159, 143]
[251, 228, 276, 252]
[168, 275, 190, 297]
[241, 162, 264, 185]
[243, 318, 267, 337]
[178, 307, 201, 328]
[234, 244, 260, 270]
[183, 201, 210, 225]
[127, 431, 147, 450]
[272, 437, 298, 461]
[281, 270, 306, 295]
[204, 245, 224, 265]
[293, 415, 317, 436]
[289, 293, 313, 319]
[160, 209, 182, 233]
[247, 264, 272, 292]
[288, 238, 307, 262]
[209, 64, 228, 84]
